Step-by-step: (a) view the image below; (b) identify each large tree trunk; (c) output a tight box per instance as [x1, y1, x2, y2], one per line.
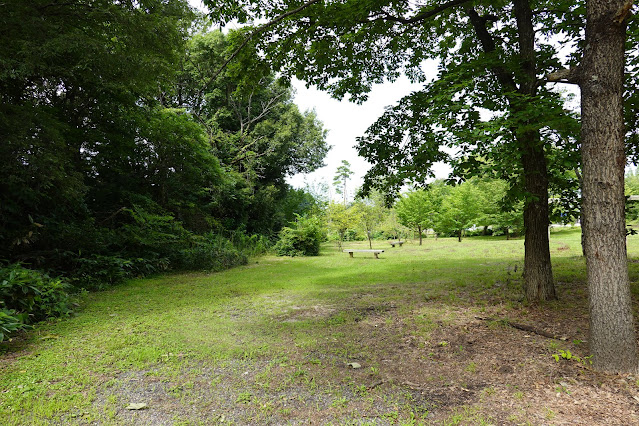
[581, 0, 637, 373]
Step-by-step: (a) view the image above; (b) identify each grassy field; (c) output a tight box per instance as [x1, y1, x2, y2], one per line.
[3, 228, 639, 425]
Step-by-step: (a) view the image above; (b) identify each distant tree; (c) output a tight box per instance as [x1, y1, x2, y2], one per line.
[167, 29, 329, 235]
[326, 202, 360, 250]
[395, 191, 428, 245]
[471, 179, 522, 238]
[435, 182, 483, 242]
[354, 193, 387, 249]
[333, 160, 354, 205]
[625, 169, 639, 196]
[395, 182, 448, 245]
[380, 209, 408, 241]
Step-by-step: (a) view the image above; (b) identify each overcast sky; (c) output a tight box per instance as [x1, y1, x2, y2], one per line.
[288, 76, 453, 199]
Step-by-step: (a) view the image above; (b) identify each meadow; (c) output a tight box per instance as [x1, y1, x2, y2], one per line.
[3, 228, 639, 425]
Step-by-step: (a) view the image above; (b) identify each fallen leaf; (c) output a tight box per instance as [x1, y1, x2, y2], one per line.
[40, 334, 59, 340]
[347, 362, 361, 369]
[126, 403, 148, 410]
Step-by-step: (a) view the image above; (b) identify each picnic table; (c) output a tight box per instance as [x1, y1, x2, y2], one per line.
[343, 249, 385, 259]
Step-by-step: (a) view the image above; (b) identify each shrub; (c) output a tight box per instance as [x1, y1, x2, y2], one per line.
[175, 233, 248, 271]
[0, 309, 28, 342]
[0, 264, 74, 327]
[274, 215, 324, 257]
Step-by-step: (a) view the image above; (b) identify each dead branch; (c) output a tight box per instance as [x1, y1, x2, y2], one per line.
[476, 316, 568, 340]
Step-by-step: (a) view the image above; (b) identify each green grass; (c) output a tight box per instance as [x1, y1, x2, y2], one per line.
[2, 227, 639, 424]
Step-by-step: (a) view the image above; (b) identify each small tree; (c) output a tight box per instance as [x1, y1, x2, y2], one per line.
[395, 183, 447, 245]
[354, 199, 386, 249]
[395, 190, 430, 245]
[435, 181, 483, 242]
[326, 202, 360, 250]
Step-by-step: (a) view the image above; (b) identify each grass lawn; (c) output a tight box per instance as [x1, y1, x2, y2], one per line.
[3, 228, 639, 424]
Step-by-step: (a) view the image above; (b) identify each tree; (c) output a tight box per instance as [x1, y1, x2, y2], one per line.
[333, 160, 354, 205]
[435, 181, 483, 242]
[166, 29, 330, 235]
[578, 0, 637, 373]
[205, 0, 586, 302]
[395, 189, 439, 245]
[0, 0, 194, 262]
[326, 202, 361, 250]
[354, 192, 388, 249]
[472, 178, 524, 238]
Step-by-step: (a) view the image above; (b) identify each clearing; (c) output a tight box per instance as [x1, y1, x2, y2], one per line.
[3, 228, 639, 425]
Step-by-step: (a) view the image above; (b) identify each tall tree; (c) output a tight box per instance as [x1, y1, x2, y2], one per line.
[0, 0, 193, 261]
[333, 160, 354, 205]
[206, 0, 585, 302]
[167, 29, 329, 234]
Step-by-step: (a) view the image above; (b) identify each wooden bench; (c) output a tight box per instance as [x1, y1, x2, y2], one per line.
[343, 249, 385, 259]
[389, 240, 404, 247]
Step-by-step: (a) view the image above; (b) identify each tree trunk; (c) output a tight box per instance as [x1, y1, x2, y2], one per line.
[521, 135, 556, 302]
[581, 0, 637, 373]
[367, 231, 372, 249]
[514, 0, 555, 302]
[457, 229, 462, 242]
[418, 225, 423, 245]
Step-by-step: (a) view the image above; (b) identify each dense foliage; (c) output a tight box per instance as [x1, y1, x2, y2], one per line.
[0, 264, 76, 341]
[274, 214, 325, 256]
[0, 1, 328, 308]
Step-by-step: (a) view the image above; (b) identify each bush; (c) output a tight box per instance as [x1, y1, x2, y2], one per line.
[0, 264, 74, 333]
[175, 233, 248, 271]
[229, 232, 271, 257]
[0, 309, 28, 342]
[274, 215, 324, 257]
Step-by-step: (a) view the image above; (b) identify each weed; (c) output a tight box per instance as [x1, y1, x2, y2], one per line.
[354, 384, 368, 396]
[551, 349, 593, 365]
[236, 392, 252, 404]
[545, 407, 556, 420]
[331, 396, 348, 408]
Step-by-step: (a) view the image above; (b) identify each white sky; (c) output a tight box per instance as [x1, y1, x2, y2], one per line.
[288, 77, 452, 199]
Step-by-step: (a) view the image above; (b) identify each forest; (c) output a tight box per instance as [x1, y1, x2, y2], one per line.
[1, 6, 330, 278]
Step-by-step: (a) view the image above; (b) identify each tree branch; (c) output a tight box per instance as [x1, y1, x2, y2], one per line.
[207, 0, 322, 86]
[543, 67, 582, 85]
[365, 0, 473, 24]
[467, 8, 518, 93]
